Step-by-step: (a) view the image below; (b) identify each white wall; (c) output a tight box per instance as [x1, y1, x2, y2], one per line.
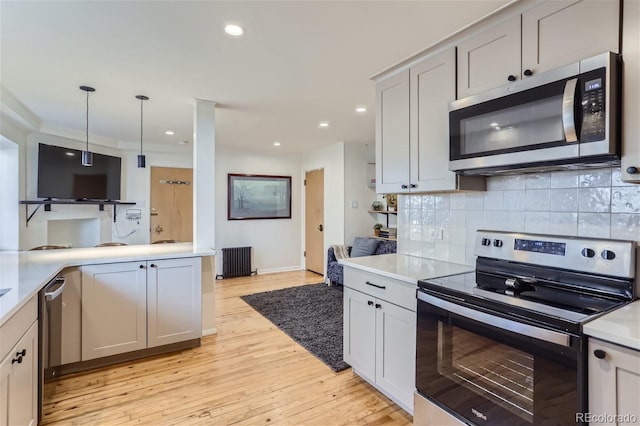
[343, 143, 378, 245]
[0, 137, 20, 250]
[301, 142, 345, 275]
[215, 146, 302, 274]
[397, 167, 640, 266]
[19, 132, 192, 249]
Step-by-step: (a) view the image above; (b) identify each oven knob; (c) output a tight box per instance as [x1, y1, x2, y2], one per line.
[601, 250, 616, 260]
[493, 239, 503, 248]
[481, 238, 491, 246]
[581, 248, 595, 258]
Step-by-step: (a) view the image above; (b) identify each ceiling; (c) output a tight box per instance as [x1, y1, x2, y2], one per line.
[1, 0, 510, 153]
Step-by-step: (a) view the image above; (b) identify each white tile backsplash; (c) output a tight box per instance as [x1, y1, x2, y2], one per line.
[398, 167, 640, 265]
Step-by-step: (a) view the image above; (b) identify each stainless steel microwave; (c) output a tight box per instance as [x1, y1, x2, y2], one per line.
[449, 52, 620, 175]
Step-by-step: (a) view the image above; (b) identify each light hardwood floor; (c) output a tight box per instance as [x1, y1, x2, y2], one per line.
[42, 270, 413, 425]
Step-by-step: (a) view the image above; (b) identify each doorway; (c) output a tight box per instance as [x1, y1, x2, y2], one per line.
[305, 169, 324, 274]
[150, 167, 193, 243]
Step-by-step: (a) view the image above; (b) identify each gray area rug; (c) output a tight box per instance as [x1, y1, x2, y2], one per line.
[241, 283, 350, 372]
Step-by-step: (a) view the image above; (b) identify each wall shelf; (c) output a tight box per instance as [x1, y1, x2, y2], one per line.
[19, 200, 136, 225]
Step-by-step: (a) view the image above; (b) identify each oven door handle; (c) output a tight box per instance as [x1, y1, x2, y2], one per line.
[562, 78, 579, 143]
[418, 292, 571, 347]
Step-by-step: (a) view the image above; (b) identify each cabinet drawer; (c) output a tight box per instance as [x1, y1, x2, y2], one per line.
[0, 296, 38, 360]
[344, 268, 416, 312]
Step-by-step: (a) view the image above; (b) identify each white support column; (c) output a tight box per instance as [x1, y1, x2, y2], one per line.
[193, 99, 217, 335]
[193, 99, 216, 250]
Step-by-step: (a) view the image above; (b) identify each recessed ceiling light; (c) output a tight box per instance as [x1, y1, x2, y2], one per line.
[355, 106, 367, 113]
[178, 140, 189, 145]
[65, 152, 75, 157]
[165, 130, 174, 135]
[319, 122, 330, 128]
[224, 24, 244, 36]
[273, 141, 281, 147]
[490, 122, 499, 127]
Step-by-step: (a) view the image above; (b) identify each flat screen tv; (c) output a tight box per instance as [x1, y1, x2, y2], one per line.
[37, 143, 122, 200]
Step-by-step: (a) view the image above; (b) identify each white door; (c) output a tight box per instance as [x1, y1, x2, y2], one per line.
[147, 258, 202, 348]
[522, 0, 620, 76]
[343, 287, 376, 383]
[375, 300, 416, 413]
[457, 15, 521, 98]
[0, 322, 38, 426]
[410, 48, 457, 192]
[81, 262, 147, 360]
[376, 69, 410, 193]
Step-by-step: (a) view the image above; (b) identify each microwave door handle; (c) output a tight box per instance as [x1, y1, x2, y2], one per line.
[562, 78, 579, 142]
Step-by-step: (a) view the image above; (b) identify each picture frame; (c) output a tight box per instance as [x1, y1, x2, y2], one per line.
[228, 174, 292, 220]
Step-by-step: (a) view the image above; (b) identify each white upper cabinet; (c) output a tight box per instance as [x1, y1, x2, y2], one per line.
[621, 0, 640, 182]
[457, 15, 522, 99]
[375, 49, 484, 194]
[410, 49, 458, 192]
[375, 70, 410, 193]
[458, 0, 620, 99]
[522, 0, 620, 76]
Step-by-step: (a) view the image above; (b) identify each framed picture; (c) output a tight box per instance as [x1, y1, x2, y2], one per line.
[228, 174, 292, 220]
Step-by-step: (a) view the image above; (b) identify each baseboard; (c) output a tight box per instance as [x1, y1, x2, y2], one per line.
[202, 328, 217, 336]
[258, 266, 304, 274]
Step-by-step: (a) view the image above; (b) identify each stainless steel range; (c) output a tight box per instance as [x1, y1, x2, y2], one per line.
[415, 231, 636, 426]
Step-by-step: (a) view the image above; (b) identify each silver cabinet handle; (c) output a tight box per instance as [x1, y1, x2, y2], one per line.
[45, 277, 66, 302]
[562, 78, 578, 143]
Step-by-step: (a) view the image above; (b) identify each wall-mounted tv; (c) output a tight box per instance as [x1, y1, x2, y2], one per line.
[37, 143, 122, 200]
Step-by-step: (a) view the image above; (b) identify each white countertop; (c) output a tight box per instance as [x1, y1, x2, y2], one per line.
[338, 253, 473, 284]
[0, 243, 215, 327]
[584, 300, 640, 351]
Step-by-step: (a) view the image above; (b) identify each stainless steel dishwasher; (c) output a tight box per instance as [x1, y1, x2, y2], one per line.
[42, 276, 66, 378]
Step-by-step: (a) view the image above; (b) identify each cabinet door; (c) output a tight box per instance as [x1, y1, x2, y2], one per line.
[522, 0, 620, 76]
[343, 287, 376, 383]
[147, 258, 202, 348]
[376, 70, 410, 193]
[621, 0, 640, 182]
[375, 301, 416, 414]
[0, 321, 38, 426]
[82, 262, 147, 360]
[588, 339, 640, 425]
[410, 48, 457, 192]
[457, 15, 521, 98]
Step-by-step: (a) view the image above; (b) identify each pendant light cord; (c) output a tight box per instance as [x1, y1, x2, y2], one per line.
[140, 98, 144, 155]
[85, 90, 90, 151]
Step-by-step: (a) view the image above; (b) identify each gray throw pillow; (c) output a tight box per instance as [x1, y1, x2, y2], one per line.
[350, 237, 380, 257]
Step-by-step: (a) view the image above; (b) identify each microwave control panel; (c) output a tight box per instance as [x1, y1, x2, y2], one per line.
[580, 68, 606, 142]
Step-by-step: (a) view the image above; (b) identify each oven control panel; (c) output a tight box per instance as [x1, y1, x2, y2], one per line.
[474, 230, 635, 278]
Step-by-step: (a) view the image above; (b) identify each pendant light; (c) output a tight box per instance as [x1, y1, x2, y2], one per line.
[79, 85, 95, 166]
[136, 95, 149, 168]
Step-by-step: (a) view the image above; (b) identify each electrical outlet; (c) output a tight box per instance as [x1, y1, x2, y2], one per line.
[426, 227, 443, 240]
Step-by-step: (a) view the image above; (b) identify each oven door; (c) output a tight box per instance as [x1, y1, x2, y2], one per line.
[416, 290, 585, 426]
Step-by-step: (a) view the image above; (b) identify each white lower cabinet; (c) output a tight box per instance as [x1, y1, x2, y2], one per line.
[588, 338, 640, 425]
[343, 278, 416, 414]
[0, 296, 38, 426]
[82, 257, 202, 361]
[147, 258, 202, 348]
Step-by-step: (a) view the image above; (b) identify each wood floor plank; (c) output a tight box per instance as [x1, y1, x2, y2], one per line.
[42, 270, 412, 425]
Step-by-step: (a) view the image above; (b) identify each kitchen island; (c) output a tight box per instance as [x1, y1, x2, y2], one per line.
[0, 243, 214, 326]
[0, 243, 214, 425]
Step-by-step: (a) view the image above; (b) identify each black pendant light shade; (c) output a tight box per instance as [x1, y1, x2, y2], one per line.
[136, 95, 149, 168]
[80, 85, 95, 166]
